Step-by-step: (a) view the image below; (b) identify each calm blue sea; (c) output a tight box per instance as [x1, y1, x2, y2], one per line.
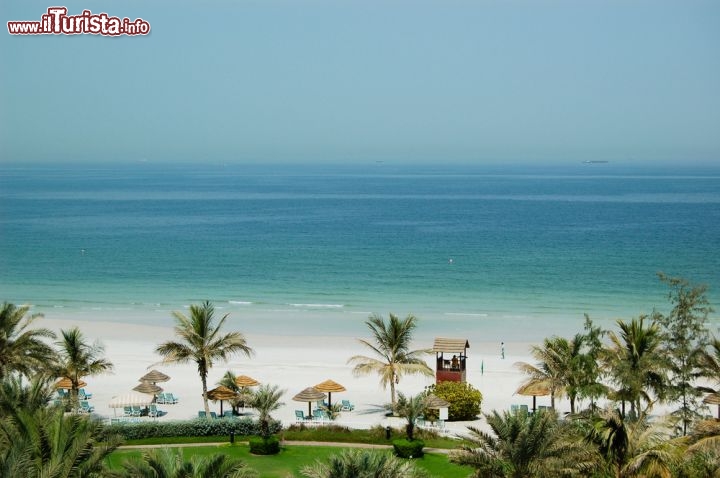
[1, 161, 719, 342]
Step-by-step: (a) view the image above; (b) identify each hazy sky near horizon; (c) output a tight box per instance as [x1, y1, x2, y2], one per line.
[1, 0, 719, 165]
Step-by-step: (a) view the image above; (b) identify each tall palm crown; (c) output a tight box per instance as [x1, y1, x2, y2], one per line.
[604, 317, 667, 418]
[53, 326, 113, 410]
[155, 301, 254, 415]
[0, 302, 56, 380]
[515, 336, 572, 409]
[347, 313, 432, 408]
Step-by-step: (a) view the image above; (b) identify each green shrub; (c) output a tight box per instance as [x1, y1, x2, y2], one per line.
[101, 418, 282, 441]
[248, 435, 280, 455]
[428, 381, 482, 421]
[392, 438, 425, 458]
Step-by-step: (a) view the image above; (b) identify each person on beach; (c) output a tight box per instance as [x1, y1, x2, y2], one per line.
[501, 342, 505, 359]
[451, 355, 459, 370]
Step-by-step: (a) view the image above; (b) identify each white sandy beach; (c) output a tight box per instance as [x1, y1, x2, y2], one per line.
[38, 316, 543, 436]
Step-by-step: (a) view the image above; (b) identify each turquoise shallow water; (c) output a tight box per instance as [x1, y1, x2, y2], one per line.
[1, 161, 719, 341]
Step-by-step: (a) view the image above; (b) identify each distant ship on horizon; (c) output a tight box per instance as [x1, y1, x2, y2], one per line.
[582, 160, 609, 164]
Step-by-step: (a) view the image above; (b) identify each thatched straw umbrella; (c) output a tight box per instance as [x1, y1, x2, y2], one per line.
[293, 387, 326, 417]
[425, 394, 451, 409]
[313, 379, 346, 408]
[235, 375, 260, 388]
[55, 377, 87, 389]
[207, 385, 238, 416]
[140, 369, 170, 384]
[515, 382, 550, 413]
[133, 381, 163, 396]
[703, 392, 720, 419]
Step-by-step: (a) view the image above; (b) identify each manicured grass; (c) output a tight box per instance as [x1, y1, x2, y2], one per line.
[123, 435, 230, 446]
[108, 444, 474, 478]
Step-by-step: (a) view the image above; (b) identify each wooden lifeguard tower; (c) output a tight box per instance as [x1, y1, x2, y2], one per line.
[432, 337, 469, 384]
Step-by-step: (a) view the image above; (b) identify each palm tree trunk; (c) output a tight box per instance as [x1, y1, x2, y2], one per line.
[390, 373, 397, 410]
[201, 373, 210, 416]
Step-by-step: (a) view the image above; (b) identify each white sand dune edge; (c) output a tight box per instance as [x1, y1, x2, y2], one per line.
[38, 317, 544, 436]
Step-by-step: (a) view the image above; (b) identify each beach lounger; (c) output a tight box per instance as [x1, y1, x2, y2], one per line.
[312, 408, 328, 422]
[79, 400, 94, 413]
[165, 393, 179, 404]
[210, 411, 218, 419]
[341, 399, 355, 411]
[156, 393, 166, 404]
[78, 388, 92, 399]
[520, 405, 529, 414]
[123, 406, 133, 417]
[223, 410, 234, 418]
[148, 404, 160, 418]
[131, 406, 142, 417]
[295, 410, 307, 422]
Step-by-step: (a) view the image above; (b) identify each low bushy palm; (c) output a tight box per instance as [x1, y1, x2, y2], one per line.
[586, 409, 678, 478]
[394, 392, 427, 441]
[301, 449, 429, 478]
[114, 448, 257, 478]
[251, 383, 284, 440]
[451, 408, 597, 478]
[0, 405, 121, 478]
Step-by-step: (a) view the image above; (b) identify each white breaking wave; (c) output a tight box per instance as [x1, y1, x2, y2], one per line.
[289, 303, 344, 309]
[444, 312, 489, 317]
[229, 300, 253, 305]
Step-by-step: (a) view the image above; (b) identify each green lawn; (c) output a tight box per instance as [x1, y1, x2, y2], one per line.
[108, 444, 474, 478]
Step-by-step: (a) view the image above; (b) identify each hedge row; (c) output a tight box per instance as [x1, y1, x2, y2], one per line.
[102, 418, 282, 441]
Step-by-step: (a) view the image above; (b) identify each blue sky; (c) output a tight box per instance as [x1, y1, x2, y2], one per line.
[1, 0, 718, 164]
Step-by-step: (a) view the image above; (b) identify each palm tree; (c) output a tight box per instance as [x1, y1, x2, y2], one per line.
[586, 409, 678, 478]
[301, 449, 429, 478]
[251, 384, 284, 440]
[603, 317, 667, 418]
[0, 374, 55, 417]
[347, 313, 432, 408]
[0, 302, 56, 380]
[114, 448, 257, 478]
[217, 370, 247, 415]
[394, 392, 428, 441]
[53, 326, 113, 411]
[680, 419, 720, 476]
[700, 337, 720, 394]
[515, 336, 571, 410]
[155, 301, 254, 415]
[451, 408, 597, 478]
[0, 405, 121, 478]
